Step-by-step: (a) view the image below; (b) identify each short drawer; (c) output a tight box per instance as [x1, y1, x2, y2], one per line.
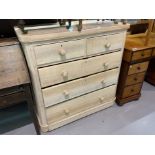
[152, 49, 155, 56]
[132, 49, 152, 61]
[39, 51, 122, 87]
[125, 72, 145, 86]
[122, 83, 142, 98]
[34, 39, 86, 66]
[42, 68, 119, 107]
[128, 61, 149, 75]
[87, 32, 125, 56]
[46, 85, 116, 124]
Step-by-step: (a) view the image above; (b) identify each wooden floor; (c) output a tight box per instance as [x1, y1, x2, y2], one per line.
[2, 82, 155, 135]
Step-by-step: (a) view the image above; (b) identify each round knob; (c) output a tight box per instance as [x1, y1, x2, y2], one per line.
[62, 71, 68, 78]
[103, 63, 108, 69]
[59, 49, 66, 56]
[63, 90, 69, 96]
[137, 66, 141, 70]
[131, 89, 134, 92]
[134, 77, 138, 81]
[105, 43, 111, 48]
[101, 80, 105, 84]
[141, 53, 145, 57]
[99, 97, 105, 103]
[64, 109, 70, 115]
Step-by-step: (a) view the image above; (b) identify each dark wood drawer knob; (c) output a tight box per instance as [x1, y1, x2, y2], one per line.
[134, 77, 138, 81]
[137, 66, 141, 70]
[131, 89, 134, 92]
[141, 53, 145, 56]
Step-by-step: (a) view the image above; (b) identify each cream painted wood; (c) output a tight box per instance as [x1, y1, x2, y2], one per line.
[85, 51, 122, 75]
[46, 85, 116, 129]
[39, 51, 122, 88]
[34, 39, 86, 66]
[87, 32, 125, 56]
[15, 23, 129, 132]
[43, 68, 119, 107]
[14, 23, 130, 43]
[21, 45, 48, 132]
[48, 98, 115, 131]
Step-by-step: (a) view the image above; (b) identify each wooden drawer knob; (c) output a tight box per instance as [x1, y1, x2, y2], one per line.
[63, 90, 69, 97]
[59, 49, 66, 56]
[105, 43, 111, 48]
[141, 53, 145, 57]
[62, 71, 68, 78]
[64, 109, 70, 115]
[101, 80, 106, 87]
[99, 97, 105, 103]
[101, 80, 105, 84]
[134, 77, 138, 81]
[137, 66, 141, 70]
[131, 89, 134, 92]
[103, 63, 108, 69]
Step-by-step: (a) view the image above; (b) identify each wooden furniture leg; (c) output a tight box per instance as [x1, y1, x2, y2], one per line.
[24, 85, 41, 135]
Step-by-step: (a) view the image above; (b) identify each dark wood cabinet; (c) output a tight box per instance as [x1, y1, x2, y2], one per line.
[116, 37, 155, 105]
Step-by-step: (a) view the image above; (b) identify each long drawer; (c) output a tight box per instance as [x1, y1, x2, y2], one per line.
[43, 68, 119, 107]
[87, 32, 125, 56]
[34, 39, 86, 66]
[46, 85, 116, 125]
[39, 51, 122, 87]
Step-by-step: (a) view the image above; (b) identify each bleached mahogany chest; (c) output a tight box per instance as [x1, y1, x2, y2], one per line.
[15, 22, 129, 132]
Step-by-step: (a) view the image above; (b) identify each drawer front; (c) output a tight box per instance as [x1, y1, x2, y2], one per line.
[43, 68, 119, 107]
[128, 61, 149, 75]
[132, 49, 152, 61]
[87, 32, 124, 55]
[39, 51, 122, 87]
[46, 85, 116, 124]
[122, 83, 142, 98]
[34, 39, 86, 66]
[152, 49, 155, 56]
[125, 72, 145, 86]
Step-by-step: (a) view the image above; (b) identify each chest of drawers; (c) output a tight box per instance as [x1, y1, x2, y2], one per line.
[15, 23, 129, 132]
[116, 37, 155, 105]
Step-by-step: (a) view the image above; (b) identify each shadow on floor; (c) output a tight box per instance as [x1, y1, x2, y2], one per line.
[0, 102, 32, 134]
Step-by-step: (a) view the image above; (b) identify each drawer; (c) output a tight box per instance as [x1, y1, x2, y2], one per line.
[122, 83, 142, 98]
[125, 72, 145, 86]
[46, 85, 116, 124]
[39, 51, 122, 87]
[128, 61, 149, 75]
[87, 32, 125, 56]
[152, 49, 155, 56]
[34, 39, 86, 66]
[132, 49, 152, 61]
[43, 68, 119, 107]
